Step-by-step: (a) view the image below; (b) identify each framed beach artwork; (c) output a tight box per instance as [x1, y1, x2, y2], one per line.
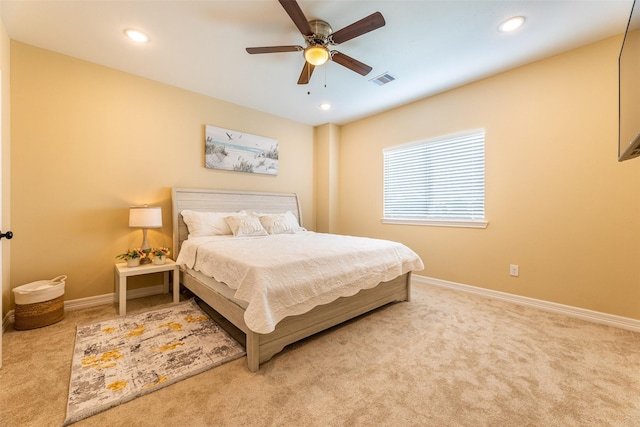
[205, 125, 279, 175]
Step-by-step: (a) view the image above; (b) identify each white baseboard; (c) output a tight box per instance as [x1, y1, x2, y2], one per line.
[5, 277, 639, 334]
[2, 285, 167, 332]
[2, 311, 11, 332]
[63, 284, 167, 311]
[413, 274, 640, 333]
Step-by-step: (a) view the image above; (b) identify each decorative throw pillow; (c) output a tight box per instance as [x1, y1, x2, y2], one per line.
[181, 210, 246, 237]
[259, 211, 306, 234]
[224, 215, 268, 237]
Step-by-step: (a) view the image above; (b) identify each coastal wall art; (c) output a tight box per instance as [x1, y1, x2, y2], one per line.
[205, 125, 279, 175]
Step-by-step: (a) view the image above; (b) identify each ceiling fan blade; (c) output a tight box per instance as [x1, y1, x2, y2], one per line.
[278, 0, 313, 37]
[246, 46, 302, 54]
[297, 61, 315, 85]
[330, 12, 386, 44]
[331, 51, 373, 76]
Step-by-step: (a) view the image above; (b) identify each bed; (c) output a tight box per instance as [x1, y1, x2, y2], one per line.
[172, 187, 423, 371]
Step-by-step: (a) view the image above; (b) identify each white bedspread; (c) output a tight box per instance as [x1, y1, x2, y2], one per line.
[176, 232, 424, 334]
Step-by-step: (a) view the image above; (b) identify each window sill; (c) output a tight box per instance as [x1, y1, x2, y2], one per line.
[381, 218, 489, 229]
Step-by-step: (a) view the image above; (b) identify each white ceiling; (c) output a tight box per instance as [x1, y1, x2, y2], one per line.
[0, 0, 633, 126]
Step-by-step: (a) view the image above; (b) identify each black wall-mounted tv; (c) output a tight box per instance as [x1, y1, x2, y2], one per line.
[619, 0, 640, 161]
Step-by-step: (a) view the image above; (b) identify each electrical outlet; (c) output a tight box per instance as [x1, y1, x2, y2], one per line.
[509, 264, 519, 277]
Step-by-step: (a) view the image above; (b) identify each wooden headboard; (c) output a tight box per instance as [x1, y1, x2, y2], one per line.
[172, 187, 303, 256]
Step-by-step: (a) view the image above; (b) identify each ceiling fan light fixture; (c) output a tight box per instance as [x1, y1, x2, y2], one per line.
[304, 46, 330, 66]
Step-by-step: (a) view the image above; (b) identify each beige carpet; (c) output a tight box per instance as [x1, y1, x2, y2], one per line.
[2, 282, 640, 426]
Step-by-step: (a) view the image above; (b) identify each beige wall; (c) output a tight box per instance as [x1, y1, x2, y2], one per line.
[339, 35, 640, 320]
[5, 34, 640, 322]
[315, 123, 339, 233]
[8, 42, 315, 308]
[0, 16, 9, 318]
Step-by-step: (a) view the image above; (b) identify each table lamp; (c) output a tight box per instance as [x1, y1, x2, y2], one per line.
[129, 205, 162, 263]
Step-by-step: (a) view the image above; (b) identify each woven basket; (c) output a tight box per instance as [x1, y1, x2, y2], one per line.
[14, 294, 65, 330]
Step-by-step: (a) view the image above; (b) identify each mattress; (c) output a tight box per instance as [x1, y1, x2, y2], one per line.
[183, 267, 248, 310]
[176, 232, 424, 333]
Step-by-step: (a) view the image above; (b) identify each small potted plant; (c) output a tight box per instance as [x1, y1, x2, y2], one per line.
[151, 247, 171, 265]
[115, 248, 145, 267]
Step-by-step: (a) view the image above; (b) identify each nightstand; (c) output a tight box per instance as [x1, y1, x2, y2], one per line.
[114, 259, 180, 316]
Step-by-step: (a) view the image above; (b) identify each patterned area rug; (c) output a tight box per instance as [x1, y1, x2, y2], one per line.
[64, 299, 245, 425]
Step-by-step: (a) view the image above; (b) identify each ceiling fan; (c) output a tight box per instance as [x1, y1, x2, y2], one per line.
[246, 0, 385, 85]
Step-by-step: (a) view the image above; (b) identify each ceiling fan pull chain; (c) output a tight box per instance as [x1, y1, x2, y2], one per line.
[324, 64, 327, 88]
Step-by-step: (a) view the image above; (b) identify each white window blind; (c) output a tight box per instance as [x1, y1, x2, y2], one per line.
[383, 130, 486, 228]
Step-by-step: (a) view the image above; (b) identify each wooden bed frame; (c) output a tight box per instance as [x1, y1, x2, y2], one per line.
[172, 187, 411, 372]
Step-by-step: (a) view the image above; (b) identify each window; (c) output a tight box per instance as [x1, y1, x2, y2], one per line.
[383, 129, 487, 228]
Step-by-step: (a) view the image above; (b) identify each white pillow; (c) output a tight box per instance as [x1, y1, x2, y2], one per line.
[181, 210, 246, 237]
[258, 211, 306, 234]
[224, 215, 268, 237]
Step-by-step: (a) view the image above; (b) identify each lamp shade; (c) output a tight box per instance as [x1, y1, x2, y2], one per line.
[129, 206, 162, 228]
[304, 46, 329, 66]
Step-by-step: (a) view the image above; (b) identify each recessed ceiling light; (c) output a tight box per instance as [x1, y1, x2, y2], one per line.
[319, 103, 331, 111]
[498, 16, 525, 33]
[124, 29, 150, 43]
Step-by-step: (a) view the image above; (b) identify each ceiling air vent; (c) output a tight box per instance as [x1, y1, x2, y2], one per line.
[370, 73, 396, 86]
